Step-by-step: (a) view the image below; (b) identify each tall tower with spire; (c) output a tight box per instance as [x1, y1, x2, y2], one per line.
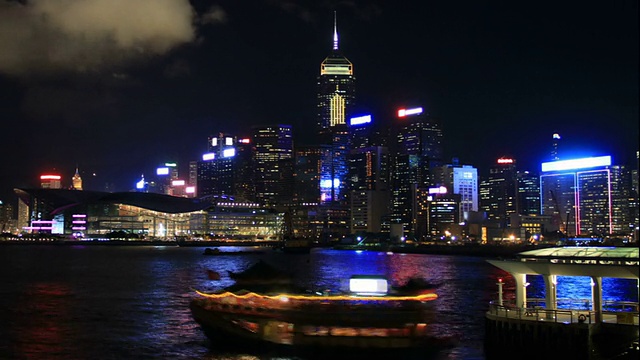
[317, 12, 356, 133]
[72, 166, 83, 190]
[315, 13, 355, 239]
[551, 133, 561, 161]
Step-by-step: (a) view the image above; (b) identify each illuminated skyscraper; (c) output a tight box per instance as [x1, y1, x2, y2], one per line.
[253, 125, 294, 207]
[516, 171, 541, 215]
[479, 158, 517, 226]
[294, 146, 322, 204]
[72, 167, 83, 190]
[433, 162, 478, 221]
[40, 174, 62, 189]
[551, 133, 561, 160]
[151, 162, 179, 194]
[316, 14, 354, 210]
[317, 13, 355, 133]
[197, 134, 254, 200]
[349, 145, 390, 233]
[540, 155, 627, 236]
[390, 107, 444, 235]
[319, 125, 350, 205]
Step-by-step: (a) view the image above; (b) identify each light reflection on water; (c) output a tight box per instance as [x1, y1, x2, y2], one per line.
[525, 274, 638, 309]
[0, 245, 636, 360]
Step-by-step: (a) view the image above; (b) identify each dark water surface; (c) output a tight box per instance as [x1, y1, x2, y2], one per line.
[0, 245, 636, 359]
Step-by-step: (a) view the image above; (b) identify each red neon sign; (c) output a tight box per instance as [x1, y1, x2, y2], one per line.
[40, 175, 61, 180]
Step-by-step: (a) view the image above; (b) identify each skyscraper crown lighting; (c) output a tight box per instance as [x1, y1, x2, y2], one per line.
[541, 156, 612, 172]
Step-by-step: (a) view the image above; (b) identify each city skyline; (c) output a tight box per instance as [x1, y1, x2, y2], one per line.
[0, 0, 637, 201]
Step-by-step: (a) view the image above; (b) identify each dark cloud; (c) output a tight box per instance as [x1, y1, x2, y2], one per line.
[0, 0, 197, 77]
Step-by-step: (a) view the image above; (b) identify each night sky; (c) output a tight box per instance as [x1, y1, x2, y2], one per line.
[0, 0, 637, 203]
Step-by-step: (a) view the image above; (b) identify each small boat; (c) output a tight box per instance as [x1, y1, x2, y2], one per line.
[190, 262, 447, 354]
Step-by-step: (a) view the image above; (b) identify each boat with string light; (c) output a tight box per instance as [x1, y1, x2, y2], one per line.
[189, 261, 445, 353]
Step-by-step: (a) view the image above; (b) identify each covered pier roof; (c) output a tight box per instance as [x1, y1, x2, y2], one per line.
[488, 246, 639, 279]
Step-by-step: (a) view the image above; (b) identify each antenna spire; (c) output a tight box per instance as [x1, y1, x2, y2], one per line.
[333, 11, 339, 50]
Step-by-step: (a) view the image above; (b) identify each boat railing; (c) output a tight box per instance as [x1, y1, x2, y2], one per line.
[196, 293, 433, 323]
[487, 301, 639, 325]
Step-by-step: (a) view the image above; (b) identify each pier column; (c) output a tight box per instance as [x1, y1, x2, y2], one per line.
[544, 274, 557, 320]
[591, 276, 602, 323]
[513, 272, 527, 309]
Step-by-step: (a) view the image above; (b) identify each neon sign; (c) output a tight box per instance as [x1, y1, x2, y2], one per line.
[40, 175, 61, 180]
[429, 186, 448, 194]
[397, 107, 423, 117]
[350, 115, 372, 126]
[156, 167, 169, 175]
[222, 148, 236, 158]
[541, 155, 611, 172]
[497, 158, 514, 164]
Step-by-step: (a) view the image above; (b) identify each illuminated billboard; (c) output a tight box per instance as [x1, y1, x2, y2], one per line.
[497, 158, 514, 164]
[222, 148, 236, 158]
[320, 178, 340, 189]
[172, 180, 185, 186]
[165, 163, 176, 167]
[185, 186, 196, 194]
[397, 107, 423, 117]
[238, 138, 251, 144]
[202, 153, 215, 161]
[40, 175, 61, 180]
[156, 167, 170, 176]
[541, 155, 611, 172]
[350, 115, 372, 126]
[429, 186, 448, 194]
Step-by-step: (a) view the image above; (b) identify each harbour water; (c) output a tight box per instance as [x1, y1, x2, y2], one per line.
[0, 245, 637, 359]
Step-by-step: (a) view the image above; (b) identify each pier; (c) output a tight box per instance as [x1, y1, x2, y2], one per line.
[485, 247, 639, 360]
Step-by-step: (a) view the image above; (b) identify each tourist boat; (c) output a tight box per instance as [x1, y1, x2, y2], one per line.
[189, 261, 446, 354]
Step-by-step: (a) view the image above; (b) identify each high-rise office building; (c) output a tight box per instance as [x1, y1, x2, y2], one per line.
[516, 170, 541, 215]
[294, 146, 322, 205]
[314, 15, 356, 238]
[197, 134, 254, 200]
[253, 125, 294, 207]
[319, 125, 350, 205]
[540, 155, 627, 236]
[72, 167, 83, 190]
[425, 187, 461, 237]
[349, 145, 390, 233]
[40, 174, 62, 189]
[349, 114, 389, 150]
[433, 162, 478, 220]
[0, 200, 14, 233]
[479, 158, 517, 226]
[630, 151, 639, 240]
[390, 107, 444, 235]
[551, 133, 561, 161]
[155, 162, 179, 195]
[317, 14, 355, 134]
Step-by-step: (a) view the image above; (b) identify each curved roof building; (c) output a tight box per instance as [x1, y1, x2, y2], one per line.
[15, 188, 212, 215]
